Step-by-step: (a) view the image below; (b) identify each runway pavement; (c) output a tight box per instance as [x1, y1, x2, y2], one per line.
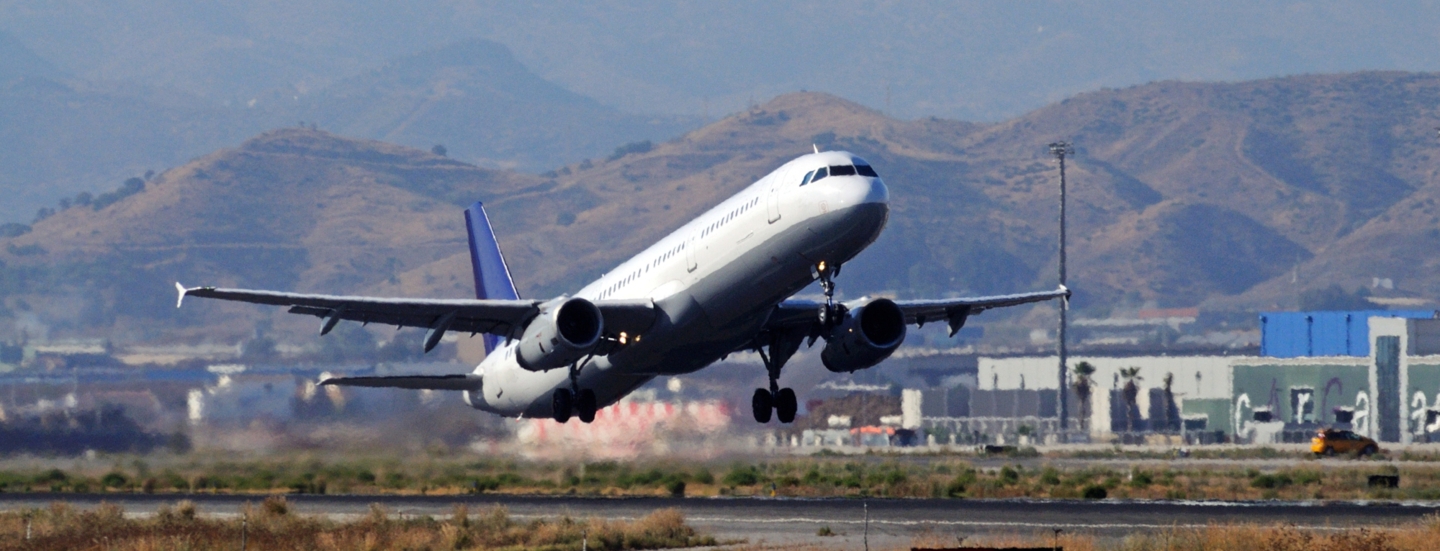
[3, 493, 1439, 548]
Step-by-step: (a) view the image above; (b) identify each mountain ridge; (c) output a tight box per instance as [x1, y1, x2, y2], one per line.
[3, 71, 1439, 345]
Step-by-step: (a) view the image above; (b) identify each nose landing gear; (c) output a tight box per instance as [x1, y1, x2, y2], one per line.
[813, 261, 843, 328]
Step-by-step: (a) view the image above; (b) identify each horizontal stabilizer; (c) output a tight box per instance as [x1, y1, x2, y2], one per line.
[318, 374, 482, 391]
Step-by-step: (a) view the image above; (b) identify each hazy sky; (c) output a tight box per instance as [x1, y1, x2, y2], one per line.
[3, 1, 1440, 120]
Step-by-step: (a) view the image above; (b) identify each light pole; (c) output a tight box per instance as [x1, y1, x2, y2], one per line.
[1049, 141, 1073, 436]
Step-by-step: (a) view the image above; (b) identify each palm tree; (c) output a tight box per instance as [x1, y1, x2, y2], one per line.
[1120, 367, 1143, 434]
[1071, 362, 1097, 433]
[1162, 372, 1177, 433]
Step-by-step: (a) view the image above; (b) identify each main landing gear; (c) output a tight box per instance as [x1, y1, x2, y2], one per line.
[752, 261, 839, 424]
[552, 357, 597, 424]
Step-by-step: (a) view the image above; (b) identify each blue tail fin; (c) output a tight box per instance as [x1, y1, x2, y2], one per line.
[464, 202, 519, 353]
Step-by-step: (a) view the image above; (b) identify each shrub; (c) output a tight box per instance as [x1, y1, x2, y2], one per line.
[0, 223, 30, 237]
[666, 479, 686, 497]
[692, 469, 714, 485]
[1040, 468, 1061, 485]
[999, 465, 1020, 485]
[100, 472, 128, 489]
[722, 465, 761, 487]
[1251, 473, 1293, 489]
[261, 495, 289, 517]
[1082, 485, 1108, 499]
[608, 140, 654, 161]
[946, 469, 977, 497]
[1130, 469, 1154, 488]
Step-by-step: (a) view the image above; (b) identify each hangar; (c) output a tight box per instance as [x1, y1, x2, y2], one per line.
[970, 311, 1440, 445]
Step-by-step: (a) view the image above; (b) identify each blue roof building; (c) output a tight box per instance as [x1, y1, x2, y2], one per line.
[1259, 310, 1437, 357]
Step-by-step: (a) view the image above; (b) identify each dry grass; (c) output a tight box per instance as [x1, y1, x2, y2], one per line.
[14, 455, 1440, 502]
[905, 516, 1440, 551]
[0, 499, 715, 551]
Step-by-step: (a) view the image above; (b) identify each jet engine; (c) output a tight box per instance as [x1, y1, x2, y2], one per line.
[516, 297, 603, 371]
[820, 298, 907, 373]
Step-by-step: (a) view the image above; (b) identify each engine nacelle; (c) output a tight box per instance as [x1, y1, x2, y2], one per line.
[821, 298, 907, 373]
[516, 297, 603, 371]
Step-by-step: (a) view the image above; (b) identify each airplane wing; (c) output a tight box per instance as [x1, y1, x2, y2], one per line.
[890, 286, 1071, 334]
[764, 285, 1071, 337]
[175, 283, 657, 351]
[319, 374, 483, 391]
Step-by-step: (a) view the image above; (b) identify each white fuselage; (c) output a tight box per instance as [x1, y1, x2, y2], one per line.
[464, 151, 889, 418]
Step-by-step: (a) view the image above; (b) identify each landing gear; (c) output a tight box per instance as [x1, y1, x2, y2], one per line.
[552, 388, 573, 423]
[552, 357, 598, 424]
[576, 389, 597, 424]
[751, 377, 799, 423]
[813, 261, 842, 328]
[753, 336, 802, 424]
[752, 389, 773, 423]
[775, 387, 797, 424]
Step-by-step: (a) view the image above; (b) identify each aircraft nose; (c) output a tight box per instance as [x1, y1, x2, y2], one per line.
[835, 175, 888, 208]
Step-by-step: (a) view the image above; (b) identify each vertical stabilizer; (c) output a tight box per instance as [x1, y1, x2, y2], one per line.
[464, 202, 520, 353]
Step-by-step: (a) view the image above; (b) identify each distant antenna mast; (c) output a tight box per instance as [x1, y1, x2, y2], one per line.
[1049, 140, 1074, 435]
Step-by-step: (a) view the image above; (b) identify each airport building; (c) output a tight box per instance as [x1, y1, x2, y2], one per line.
[955, 311, 1440, 445]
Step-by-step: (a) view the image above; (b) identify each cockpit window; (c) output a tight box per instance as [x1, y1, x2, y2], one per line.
[856, 164, 878, 177]
[830, 164, 857, 177]
[811, 166, 828, 183]
[801, 170, 815, 186]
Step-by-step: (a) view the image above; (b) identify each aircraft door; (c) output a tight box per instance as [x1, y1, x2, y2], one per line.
[685, 233, 697, 272]
[767, 172, 784, 224]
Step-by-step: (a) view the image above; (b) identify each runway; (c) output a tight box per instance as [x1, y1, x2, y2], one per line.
[3, 493, 1438, 548]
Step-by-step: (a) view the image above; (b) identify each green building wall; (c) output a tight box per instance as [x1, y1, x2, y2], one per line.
[1407, 360, 1440, 437]
[1180, 398, 1231, 435]
[1231, 361, 1368, 433]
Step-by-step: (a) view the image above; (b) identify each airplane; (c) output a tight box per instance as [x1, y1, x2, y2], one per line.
[176, 150, 1069, 424]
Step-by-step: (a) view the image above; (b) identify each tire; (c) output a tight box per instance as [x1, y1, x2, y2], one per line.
[577, 389, 598, 424]
[552, 389, 573, 424]
[1363, 444, 1378, 456]
[775, 388, 798, 424]
[1323, 447, 1335, 457]
[752, 388, 773, 423]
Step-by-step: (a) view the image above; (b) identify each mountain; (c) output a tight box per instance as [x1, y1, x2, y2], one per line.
[387, 72, 1440, 314]
[4, 72, 1440, 345]
[0, 35, 697, 224]
[0, 129, 543, 341]
[9, 2, 1440, 122]
[299, 39, 698, 172]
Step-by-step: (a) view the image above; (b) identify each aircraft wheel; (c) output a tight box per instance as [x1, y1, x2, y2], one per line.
[752, 388, 773, 423]
[552, 388, 573, 423]
[577, 389, 598, 424]
[775, 388, 798, 424]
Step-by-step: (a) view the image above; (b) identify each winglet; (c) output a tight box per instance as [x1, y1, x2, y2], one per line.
[175, 282, 187, 308]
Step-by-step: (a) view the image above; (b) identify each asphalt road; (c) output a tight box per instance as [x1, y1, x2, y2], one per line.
[3, 493, 1439, 548]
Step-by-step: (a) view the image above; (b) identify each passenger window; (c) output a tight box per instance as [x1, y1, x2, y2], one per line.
[831, 165, 857, 177]
[801, 170, 816, 186]
[811, 167, 828, 183]
[856, 164, 878, 177]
